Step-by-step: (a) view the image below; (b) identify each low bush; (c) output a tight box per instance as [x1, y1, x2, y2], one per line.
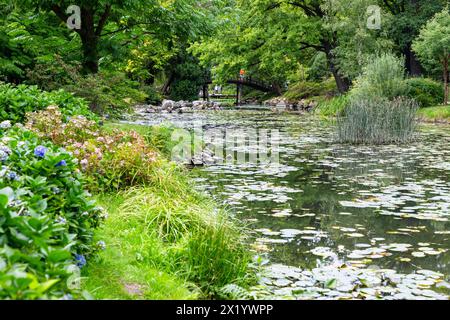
[25, 106, 159, 191]
[315, 95, 349, 117]
[140, 85, 163, 105]
[0, 123, 104, 299]
[0, 83, 96, 123]
[284, 78, 337, 101]
[351, 53, 409, 101]
[26, 56, 148, 117]
[64, 71, 148, 118]
[406, 77, 444, 108]
[337, 97, 419, 144]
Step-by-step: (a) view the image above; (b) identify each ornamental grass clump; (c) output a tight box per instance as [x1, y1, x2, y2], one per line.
[337, 53, 419, 145]
[337, 97, 419, 144]
[0, 124, 104, 299]
[116, 169, 252, 296]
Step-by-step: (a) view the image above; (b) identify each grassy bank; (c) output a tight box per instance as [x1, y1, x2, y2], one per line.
[417, 105, 450, 123]
[82, 123, 253, 299]
[314, 98, 450, 124]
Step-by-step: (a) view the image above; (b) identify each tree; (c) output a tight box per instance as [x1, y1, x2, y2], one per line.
[266, 0, 352, 93]
[192, 0, 392, 94]
[413, 9, 450, 105]
[380, 0, 445, 76]
[27, 0, 174, 74]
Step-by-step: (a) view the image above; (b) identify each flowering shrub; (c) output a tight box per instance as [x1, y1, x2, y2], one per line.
[0, 124, 104, 299]
[26, 107, 159, 191]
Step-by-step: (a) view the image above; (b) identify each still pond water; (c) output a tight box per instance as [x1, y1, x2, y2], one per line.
[130, 109, 450, 300]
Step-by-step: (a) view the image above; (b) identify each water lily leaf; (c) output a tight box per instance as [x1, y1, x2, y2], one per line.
[325, 279, 337, 289]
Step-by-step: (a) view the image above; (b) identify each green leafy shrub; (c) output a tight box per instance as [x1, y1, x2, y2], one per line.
[315, 95, 349, 117]
[140, 85, 163, 105]
[27, 56, 148, 117]
[64, 71, 148, 118]
[337, 97, 419, 144]
[25, 107, 159, 192]
[351, 53, 409, 101]
[0, 83, 96, 123]
[0, 124, 104, 299]
[406, 77, 444, 108]
[25, 55, 82, 92]
[284, 78, 337, 101]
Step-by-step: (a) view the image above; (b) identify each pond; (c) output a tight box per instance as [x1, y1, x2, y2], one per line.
[128, 109, 450, 300]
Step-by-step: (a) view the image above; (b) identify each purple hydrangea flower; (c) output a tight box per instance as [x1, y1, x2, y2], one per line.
[0, 151, 8, 162]
[97, 241, 106, 250]
[56, 216, 67, 224]
[74, 254, 87, 268]
[56, 160, 67, 167]
[0, 145, 11, 161]
[34, 146, 47, 158]
[8, 171, 18, 180]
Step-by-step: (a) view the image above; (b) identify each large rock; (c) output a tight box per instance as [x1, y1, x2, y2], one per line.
[162, 99, 175, 110]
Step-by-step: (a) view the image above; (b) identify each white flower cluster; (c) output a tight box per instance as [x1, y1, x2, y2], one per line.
[0, 121, 12, 129]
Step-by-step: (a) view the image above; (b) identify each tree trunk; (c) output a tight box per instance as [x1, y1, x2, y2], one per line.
[79, 8, 99, 74]
[271, 82, 282, 95]
[51, 5, 111, 75]
[322, 41, 351, 93]
[404, 46, 422, 76]
[162, 73, 175, 95]
[444, 57, 449, 105]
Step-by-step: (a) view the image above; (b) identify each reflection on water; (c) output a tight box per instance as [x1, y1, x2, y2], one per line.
[128, 109, 450, 300]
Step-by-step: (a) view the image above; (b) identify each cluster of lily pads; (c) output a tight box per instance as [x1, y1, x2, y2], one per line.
[249, 264, 449, 300]
[134, 109, 450, 300]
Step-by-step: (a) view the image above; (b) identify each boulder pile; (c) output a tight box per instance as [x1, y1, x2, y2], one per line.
[136, 100, 223, 114]
[264, 97, 318, 112]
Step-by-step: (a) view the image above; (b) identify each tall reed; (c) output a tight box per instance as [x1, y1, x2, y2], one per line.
[337, 97, 419, 144]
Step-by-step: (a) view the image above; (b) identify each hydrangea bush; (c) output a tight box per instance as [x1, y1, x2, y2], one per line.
[26, 107, 159, 191]
[0, 83, 97, 123]
[0, 123, 104, 299]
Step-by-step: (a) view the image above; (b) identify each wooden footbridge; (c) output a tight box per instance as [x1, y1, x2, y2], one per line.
[201, 76, 275, 105]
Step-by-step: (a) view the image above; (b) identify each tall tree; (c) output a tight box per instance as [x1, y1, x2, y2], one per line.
[413, 9, 450, 105]
[27, 0, 170, 74]
[266, 0, 352, 93]
[380, 0, 445, 76]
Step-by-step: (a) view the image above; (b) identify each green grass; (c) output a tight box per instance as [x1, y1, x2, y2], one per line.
[82, 194, 199, 300]
[417, 105, 450, 122]
[315, 99, 450, 124]
[337, 97, 418, 145]
[81, 129, 253, 299]
[314, 95, 348, 118]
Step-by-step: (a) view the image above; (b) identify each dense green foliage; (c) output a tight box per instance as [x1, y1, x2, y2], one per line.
[315, 95, 349, 117]
[351, 53, 409, 101]
[1, 0, 449, 302]
[406, 78, 445, 108]
[413, 9, 450, 105]
[0, 83, 95, 123]
[0, 124, 103, 299]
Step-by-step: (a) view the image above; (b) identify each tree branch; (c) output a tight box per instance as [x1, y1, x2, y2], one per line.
[299, 41, 324, 51]
[96, 4, 112, 37]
